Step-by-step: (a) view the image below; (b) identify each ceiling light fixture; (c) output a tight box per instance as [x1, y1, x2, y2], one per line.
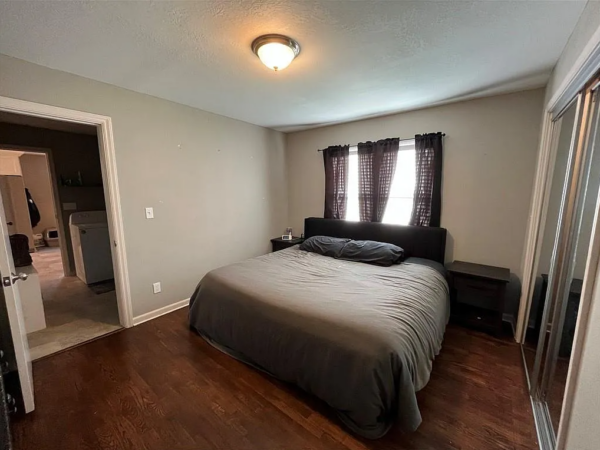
[252, 34, 300, 72]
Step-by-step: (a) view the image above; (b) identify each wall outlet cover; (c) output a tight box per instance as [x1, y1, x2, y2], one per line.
[152, 282, 161, 294]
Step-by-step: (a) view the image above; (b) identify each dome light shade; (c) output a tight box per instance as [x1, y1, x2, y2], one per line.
[252, 34, 300, 71]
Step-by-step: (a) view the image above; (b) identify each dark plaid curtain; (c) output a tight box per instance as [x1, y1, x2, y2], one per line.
[322, 145, 350, 219]
[410, 132, 443, 227]
[357, 138, 400, 222]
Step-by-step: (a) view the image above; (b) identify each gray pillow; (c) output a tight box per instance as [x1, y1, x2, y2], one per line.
[299, 236, 350, 258]
[300, 236, 404, 266]
[338, 240, 404, 266]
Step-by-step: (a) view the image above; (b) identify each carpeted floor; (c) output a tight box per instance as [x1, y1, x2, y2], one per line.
[26, 246, 121, 360]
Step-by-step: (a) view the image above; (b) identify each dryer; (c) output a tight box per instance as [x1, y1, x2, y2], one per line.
[69, 211, 114, 285]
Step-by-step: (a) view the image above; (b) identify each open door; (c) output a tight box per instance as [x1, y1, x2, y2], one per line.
[0, 187, 34, 413]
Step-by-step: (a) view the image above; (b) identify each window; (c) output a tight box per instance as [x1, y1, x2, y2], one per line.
[346, 140, 415, 225]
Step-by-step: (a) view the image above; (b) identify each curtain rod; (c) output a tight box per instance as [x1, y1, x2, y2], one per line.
[316, 133, 445, 152]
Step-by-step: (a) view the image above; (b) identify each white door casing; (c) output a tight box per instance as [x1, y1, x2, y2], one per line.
[0, 96, 133, 329]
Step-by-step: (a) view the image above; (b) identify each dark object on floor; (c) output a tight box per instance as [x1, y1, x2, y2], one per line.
[0, 375, 11, 450]
[1, 282, 20, 450]
[9, 235, 31, 267]
[88, 279, 115, 295]
[447, 260, 510, 337]
[10, 309, 537, 450]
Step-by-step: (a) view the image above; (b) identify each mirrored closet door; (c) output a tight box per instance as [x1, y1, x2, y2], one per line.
[522, 76, 600, 449]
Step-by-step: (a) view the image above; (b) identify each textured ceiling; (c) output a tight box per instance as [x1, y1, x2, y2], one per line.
[0, 1, 586, 132]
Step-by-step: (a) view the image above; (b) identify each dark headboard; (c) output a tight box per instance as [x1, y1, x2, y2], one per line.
[304, 217, 447, 264]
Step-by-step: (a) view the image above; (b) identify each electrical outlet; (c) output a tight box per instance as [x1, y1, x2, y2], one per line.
[152, 282, 161, 294]
[145, 207, 154, 219]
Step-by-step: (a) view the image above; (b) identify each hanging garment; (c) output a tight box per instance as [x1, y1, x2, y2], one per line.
[25, 188, 41, 228]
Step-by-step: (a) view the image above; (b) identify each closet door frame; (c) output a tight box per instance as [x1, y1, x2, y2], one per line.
[530, 92, 585, 397]
[516, 27, 600, 450]
[517, 28, 600, 345]
[525, 91, 588, 450]
[541, 83, 600, 399]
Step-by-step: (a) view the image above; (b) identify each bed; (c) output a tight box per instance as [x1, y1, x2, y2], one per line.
[189, 217, 450, 439]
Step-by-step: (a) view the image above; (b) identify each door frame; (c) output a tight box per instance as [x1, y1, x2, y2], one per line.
[0, 145, 74, 276]
[0, 96, 133, 328]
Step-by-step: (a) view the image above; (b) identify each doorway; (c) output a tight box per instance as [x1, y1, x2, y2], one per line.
[0, 96, 132, 416]
[0, 117, 123, 360]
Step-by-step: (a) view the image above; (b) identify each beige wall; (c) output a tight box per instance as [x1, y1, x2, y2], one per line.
[19, 153, 57, 235]
[286, 89, 544, 277]
[0, 54, 287, 318]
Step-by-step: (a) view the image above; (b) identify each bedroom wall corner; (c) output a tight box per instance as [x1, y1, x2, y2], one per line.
[285, 89, 545, 280]
[0, 54, 288, 318]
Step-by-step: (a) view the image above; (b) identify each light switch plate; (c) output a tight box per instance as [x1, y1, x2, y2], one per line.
[145, 207, 154, 219]
[63, 202, 77, 211]
[152, 282, 161, 294]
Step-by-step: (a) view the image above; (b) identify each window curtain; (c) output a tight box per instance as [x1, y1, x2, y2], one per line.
[322, 145, 350, 219]
[410, 132, 443, 227]
[357, 138, 400, 222]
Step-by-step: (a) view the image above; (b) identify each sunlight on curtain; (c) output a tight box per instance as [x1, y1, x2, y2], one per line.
[345, 141, 415, 224]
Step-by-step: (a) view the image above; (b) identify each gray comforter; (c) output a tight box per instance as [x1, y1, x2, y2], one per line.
[189, 247, 450, 439]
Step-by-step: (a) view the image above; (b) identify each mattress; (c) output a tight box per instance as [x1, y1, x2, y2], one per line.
[188, 246, 450, 438]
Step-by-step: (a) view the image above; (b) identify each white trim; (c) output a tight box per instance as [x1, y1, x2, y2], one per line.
[515, 111, 555, 342]
[96, 116, 133, 328]
[0, 96, 134, 328]
[132, 299, 190, 326]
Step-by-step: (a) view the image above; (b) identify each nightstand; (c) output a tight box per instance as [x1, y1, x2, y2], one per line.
[446, 260, 510, 336]
[270, 237, 304, 252]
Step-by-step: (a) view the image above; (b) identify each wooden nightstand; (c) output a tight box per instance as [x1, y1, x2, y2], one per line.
[446, 260, 510, 336]
[270, 237, 304, 252]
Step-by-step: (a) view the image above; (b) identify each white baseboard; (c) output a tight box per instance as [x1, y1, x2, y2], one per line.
[132, 298, 190, 326]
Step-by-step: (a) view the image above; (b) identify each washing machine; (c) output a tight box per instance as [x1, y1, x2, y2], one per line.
[69, 211, 114, 284]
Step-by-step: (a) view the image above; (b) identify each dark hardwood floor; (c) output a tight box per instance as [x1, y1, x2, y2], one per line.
[12, 309, 538, 450]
